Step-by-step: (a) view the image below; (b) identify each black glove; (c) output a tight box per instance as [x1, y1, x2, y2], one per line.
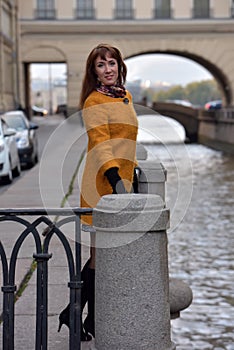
[104, 167, 127, 194]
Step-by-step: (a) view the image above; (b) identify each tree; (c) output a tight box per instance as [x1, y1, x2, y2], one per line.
[185, 80, 221, 106]
[151, 79, 221, 106]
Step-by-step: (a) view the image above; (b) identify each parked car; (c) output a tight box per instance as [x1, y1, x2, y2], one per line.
[56, 104, 68, 118]
[32, 105, 48, 116]
[0, 118, 21, 183]
[2, 111, 39, 167]
[204, 100, 222, 110]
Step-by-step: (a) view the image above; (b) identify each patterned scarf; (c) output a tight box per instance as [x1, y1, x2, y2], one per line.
[96, 83, 126, 98]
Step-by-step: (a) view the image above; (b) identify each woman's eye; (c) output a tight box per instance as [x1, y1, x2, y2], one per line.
[97, 63, 103, 68]
[110, 61, 116, 66]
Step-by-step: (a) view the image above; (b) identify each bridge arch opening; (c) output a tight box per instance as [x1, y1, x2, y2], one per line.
[137, 113, 186, 144]
[125, 51, 231, 106]
[22, 45, 67, 117]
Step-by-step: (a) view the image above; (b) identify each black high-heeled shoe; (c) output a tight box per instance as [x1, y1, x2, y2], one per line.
[58, 258, 92, 341]
[58, 303, 92, 341]
[83, 267, 95, 338]
[58, 303, 69, 332]
[83, 314, 95, 338]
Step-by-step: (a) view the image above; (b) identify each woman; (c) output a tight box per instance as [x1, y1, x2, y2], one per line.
[59, 43, 138, 341]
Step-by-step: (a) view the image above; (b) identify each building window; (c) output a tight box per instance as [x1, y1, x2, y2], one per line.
[193, 0, 210, 18]
[35, 0, 56, 19]
[76, 0, 95, 19]
[154, 0, 171, 19]
[114, 0, 134, 19]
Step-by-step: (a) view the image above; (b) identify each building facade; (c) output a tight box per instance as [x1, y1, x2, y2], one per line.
[16, 0, 234, 113]
[19, 0, 234, 21]
[0, 0, 20, 113]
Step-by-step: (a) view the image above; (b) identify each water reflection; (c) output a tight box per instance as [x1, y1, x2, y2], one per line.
[144, 143, 234, 350]
[137, 114, 186, 144]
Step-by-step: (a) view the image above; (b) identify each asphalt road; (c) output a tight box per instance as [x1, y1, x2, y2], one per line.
[0, 114, 64, 194]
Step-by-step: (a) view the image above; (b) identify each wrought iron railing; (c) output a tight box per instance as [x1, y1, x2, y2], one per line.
[0, 207, 92, 350]
[75, 8, 96, 19]
[153, 8, 172, 19]
[34, 9, 56, 19]
[114, 8, 135, 19]
[192, 6, 210, 18]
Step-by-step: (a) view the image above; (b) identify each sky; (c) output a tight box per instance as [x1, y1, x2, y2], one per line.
[30, 54, 213, 87]
[31, 63, 67, 80]
[125, 54, 212, 87]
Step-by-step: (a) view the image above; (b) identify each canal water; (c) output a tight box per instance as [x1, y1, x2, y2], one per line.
[137, 113, 234, 350]
[143, 141, 234, 350]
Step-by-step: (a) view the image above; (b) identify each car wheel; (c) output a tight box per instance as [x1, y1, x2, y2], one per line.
[28, 154, 37, 168]
[13, 162, 21, 177]
[35, 153, 39, 164]
[3, 164, 13, 184]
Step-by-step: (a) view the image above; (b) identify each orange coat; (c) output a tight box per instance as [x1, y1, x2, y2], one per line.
[80, 90, 138, 225]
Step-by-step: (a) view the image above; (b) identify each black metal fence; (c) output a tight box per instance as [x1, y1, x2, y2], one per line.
[0, 207, 92, 350]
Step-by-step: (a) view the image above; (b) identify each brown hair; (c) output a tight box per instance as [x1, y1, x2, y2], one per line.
[79, 43, 127, 109]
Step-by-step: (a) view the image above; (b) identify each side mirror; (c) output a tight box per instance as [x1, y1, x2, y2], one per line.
[4, 128, 16, 137]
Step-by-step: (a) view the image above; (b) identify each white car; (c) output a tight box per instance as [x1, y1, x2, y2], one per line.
[0, 118, 21, 184]
[32, 105, 48, 116]
[3, 111, 39, 167]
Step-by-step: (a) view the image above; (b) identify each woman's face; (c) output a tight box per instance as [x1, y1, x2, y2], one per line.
[95, 52, 119, 86]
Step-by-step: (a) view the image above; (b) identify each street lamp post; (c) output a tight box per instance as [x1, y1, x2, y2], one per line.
[48, 63, 53, 115]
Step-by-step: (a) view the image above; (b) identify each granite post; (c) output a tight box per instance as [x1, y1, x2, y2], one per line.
[137, 159, 193, 319]
[138, 160, 167, 201]
[93, 193, 175, 350]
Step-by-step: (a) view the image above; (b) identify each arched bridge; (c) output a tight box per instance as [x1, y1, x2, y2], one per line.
[135, 101, 200, 142]
[152, 102, 200, 142]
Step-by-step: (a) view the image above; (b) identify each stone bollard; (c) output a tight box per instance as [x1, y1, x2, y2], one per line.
[137, 159, 193, 319]
[169, 278, 193, 319]
[93, 193, 176, 350]
[136, 142, 148, 160]
[138, 160, 167, 201]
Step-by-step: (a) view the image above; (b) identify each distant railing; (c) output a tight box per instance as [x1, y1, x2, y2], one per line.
[153, 8, 172, 19]
[75, 8, 96, 20]
[215, 108, 234, 120]
[34, 9, 56, 19]
[0, 207, 92, 350]
[192, 6, 210, 18]
[114, 8, 135, 19]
